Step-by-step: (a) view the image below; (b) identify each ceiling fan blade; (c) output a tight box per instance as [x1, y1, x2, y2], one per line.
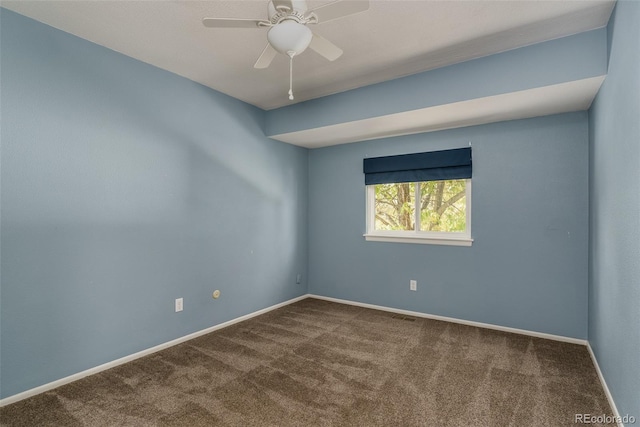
[254, 44, 278, 69]
[272, 0, 294, 12]
[202, 18, 268, 29]
[308, 0, 369, 24]
[309, 33, 343, 61]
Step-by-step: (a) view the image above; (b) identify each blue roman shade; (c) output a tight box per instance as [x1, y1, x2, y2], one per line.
[363, 147, 472, 185]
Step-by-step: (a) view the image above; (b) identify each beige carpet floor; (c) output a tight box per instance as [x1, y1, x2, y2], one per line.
[1, 298, 614, 426]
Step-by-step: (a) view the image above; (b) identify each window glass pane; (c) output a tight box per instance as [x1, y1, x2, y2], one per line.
[419, 180, 466, 232]
[374, 183, 415, 231]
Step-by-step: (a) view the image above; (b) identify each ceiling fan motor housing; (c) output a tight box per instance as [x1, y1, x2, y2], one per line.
[268, 0, 308, 18]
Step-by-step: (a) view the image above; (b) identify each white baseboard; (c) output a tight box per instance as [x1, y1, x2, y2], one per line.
[587, 343, 623, 427]
[309, 294, 588, 345]
[0, 294, 310, 408]
[2, 293, 604, 411]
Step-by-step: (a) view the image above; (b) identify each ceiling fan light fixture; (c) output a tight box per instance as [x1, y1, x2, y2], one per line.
[267, 20, 312, 55]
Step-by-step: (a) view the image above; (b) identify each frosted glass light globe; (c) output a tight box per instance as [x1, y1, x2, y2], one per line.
[267, 21, 313, 56]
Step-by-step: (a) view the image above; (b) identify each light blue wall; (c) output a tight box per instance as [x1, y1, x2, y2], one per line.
[0, 1, 632, 412]
[308, 113, 589, 339]
[266, 29, 607, 136]
[0, 9, 308, 398]
[588, 0, 640, 423]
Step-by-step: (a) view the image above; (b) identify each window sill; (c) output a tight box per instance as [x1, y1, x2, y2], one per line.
[363, 234, 473, 246]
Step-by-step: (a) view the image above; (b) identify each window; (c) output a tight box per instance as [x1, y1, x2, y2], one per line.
[365, 179, 472, 245]
[363, 148, 473, 246]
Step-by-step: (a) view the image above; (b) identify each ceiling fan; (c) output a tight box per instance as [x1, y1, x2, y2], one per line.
[203, 0, 370, 100]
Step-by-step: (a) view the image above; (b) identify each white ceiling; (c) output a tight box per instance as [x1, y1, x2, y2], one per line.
[2, 0, 615, 112]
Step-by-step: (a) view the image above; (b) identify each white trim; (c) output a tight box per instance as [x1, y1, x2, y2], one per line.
[363, 234, 473, 246]
[366, 185, 375, 232]
[587, 343, 623, 427]
[308, 294, 587, 345]
[4, 293, 609, 414]
[414, 183, 421, 230]
[465, 178, 472, 233]
[0, 294, 310, 407]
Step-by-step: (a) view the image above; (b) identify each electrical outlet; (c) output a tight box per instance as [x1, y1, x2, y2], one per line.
[175, 298, 183, 312]
[410, 280, 417, 291]
[296, 274, 302, 284]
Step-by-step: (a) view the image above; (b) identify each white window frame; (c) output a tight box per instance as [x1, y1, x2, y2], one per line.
[364, 179, 473, 246]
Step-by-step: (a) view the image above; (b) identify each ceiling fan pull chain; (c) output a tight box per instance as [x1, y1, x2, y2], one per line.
[288, 51, 295, 100]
